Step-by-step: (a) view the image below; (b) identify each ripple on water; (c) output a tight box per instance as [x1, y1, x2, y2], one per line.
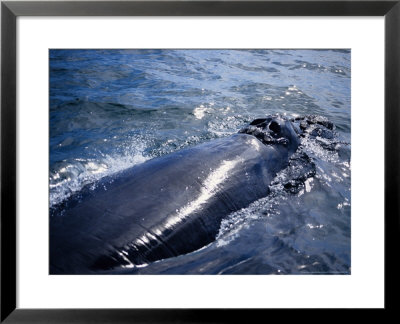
[50, 49, 350, 274]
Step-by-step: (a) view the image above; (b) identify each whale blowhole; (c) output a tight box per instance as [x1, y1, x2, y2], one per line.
[268, 120, 281, 134]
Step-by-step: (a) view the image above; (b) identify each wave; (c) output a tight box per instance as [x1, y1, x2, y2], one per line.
[49, 136, 150, 207]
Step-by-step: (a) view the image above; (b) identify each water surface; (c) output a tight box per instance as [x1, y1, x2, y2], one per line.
[50, 49, 351, 274]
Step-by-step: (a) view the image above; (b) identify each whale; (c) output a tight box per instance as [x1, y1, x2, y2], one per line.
[50, 115, 301, 274]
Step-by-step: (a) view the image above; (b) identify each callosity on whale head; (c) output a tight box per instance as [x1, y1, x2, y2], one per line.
[239, 115, 300, 157]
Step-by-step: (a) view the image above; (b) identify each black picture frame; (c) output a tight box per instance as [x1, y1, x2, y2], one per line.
[1, 0, 398, 322]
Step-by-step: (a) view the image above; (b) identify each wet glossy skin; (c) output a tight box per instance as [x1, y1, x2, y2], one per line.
[50, 116, 300, 274]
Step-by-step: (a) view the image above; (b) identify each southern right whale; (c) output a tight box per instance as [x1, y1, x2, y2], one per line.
[50, 115, 320, 274]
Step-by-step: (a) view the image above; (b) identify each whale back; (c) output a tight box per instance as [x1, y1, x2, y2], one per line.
[50, 118, 300, 273]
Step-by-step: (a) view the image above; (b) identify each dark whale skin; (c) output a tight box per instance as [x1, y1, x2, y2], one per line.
[50, 117, 299, 274]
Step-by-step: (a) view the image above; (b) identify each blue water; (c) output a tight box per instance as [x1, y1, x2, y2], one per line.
[50, 49, 351, 274]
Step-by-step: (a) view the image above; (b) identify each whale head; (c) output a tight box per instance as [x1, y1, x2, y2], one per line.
[239, 115, 300, 156]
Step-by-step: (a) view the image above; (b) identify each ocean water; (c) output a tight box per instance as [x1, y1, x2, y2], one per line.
[50, 49, 351, 274]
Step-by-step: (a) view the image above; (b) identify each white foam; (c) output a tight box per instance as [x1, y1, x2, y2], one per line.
[49, 139, 150, 207]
